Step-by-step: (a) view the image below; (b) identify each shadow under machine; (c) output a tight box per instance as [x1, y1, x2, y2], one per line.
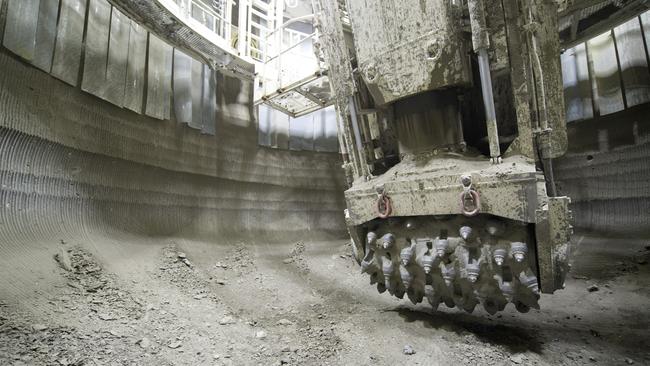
[313, 0, 573, 314]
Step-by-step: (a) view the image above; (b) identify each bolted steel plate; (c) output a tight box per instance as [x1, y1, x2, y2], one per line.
[51, 0, 87, 86]
[124, 22, 147, 114]
[173, 48, 193, 125]
[313, 105, 338, 153]
[189, 57, 203, 130]
[288, 112, 315, 151]
[145, 33, 173, 120]
[104, 6, 130, 107]
[81, 0, 111, 99]
[3, 0, 40, 61]
[33, 0, 60, 72]
[201, 64, 217, 135]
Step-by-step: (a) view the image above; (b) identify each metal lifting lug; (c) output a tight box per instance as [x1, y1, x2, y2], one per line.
[460, 175, 480, 217]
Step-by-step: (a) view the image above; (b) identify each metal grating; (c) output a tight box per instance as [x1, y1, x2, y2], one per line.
[109, 0, 254, 79]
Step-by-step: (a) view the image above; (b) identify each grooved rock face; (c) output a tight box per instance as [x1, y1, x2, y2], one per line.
[0, 49, 346, 241]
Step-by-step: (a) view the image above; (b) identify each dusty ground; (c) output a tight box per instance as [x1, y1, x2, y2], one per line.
[0, 232, 648, 366]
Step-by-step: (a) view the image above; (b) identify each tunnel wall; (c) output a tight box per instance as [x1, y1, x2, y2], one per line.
[556, 12, 650, 238]
[555, 103, 650, 237]
[0, 47, 347, 244]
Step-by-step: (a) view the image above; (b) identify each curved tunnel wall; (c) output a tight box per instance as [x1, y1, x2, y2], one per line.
[0, 47, 347, 244]
[555, 104, 650, 238]
[556, 13, 650, 238]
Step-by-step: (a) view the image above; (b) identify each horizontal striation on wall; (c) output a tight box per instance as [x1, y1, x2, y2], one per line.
[555, 141, 650, 236]
[0, 51, 343, 190]
[0, 43, 346, 244]
[0, 126, 345, 243]
[567, 199, 650, 237]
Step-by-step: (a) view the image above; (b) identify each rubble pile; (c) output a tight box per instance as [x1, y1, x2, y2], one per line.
[0, 315, 140, 366]
[157, 245, 222, 305]
[56, 247, 144, 322]
[287, 241, 310, 274]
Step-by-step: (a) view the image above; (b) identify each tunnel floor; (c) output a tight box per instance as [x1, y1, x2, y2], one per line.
[0, 233, 648, 366]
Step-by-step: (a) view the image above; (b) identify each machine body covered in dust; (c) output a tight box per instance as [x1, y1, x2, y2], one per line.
[313, 0, 573, 314]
